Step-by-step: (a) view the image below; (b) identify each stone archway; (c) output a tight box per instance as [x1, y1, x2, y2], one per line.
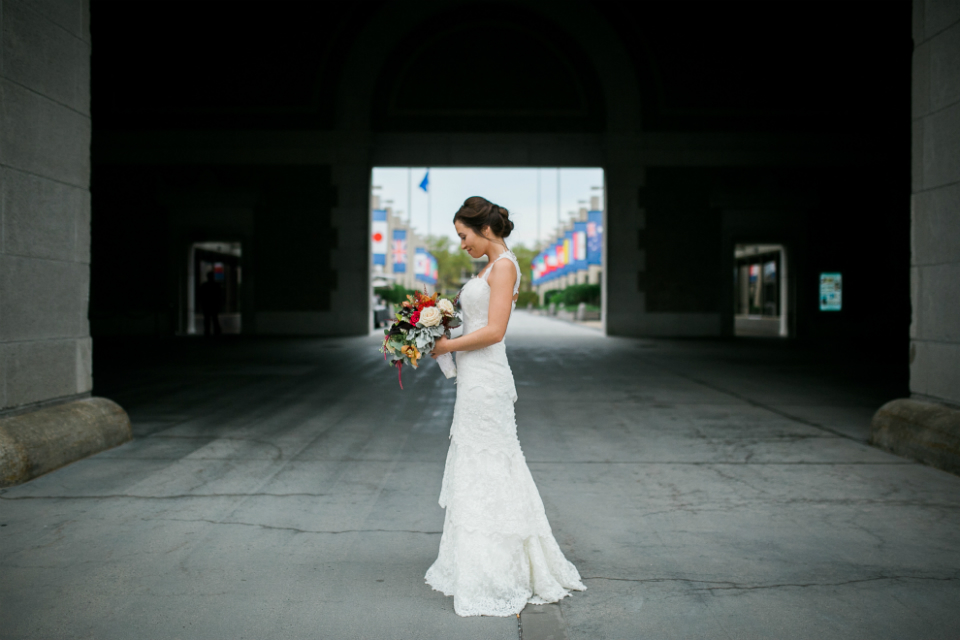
[329, 1, 642, 335]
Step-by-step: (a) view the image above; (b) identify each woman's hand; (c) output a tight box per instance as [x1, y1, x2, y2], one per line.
[431, 336, 453, 359]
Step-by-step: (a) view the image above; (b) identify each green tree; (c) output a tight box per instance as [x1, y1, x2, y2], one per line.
[510, 243, 536, 293]
[374, 283, 414, 304]
[426, 235, 473, 295]
[423, 238, 540, 296]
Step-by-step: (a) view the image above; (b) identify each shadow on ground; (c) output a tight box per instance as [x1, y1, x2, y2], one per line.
[2, 313, 957, 640]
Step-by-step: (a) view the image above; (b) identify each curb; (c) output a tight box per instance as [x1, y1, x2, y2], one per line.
[0, 397, 132, 487]
[521, 310, 603, 332]
[870, 398, 960, 476]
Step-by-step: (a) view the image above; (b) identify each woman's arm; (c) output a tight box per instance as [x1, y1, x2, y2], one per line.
[431, 259, 516, 356]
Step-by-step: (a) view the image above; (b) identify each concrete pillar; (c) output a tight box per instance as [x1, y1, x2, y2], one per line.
[1, 0, 92, 412]
[0, 0, 131, 484]
[330, 161, 373, 334]
[603, 154, 645, 335]
[909, 1, 960, 406]
[870, 1, 960, 473]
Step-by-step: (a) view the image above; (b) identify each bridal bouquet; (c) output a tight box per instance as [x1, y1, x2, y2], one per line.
[380, 290, 461, 388]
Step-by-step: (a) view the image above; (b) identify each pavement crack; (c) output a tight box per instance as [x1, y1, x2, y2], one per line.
[153, 517, 441, 535]
[0, 493, 328, 501]
[583, 576, 736, 585]
[661, 370, 865, 443]
[581, 575, 960, 591]
[525, 461, 912, 465]
[693, 575, 960, 592]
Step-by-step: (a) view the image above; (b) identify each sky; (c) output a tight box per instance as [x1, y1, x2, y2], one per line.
[371, 167, 604, 250]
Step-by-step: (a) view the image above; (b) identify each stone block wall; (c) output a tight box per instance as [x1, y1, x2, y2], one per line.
[911, 0, 960, 406]
[0, 0, 92, 411]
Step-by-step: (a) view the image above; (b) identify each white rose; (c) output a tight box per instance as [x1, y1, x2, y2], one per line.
[437, 299, 455, 316]
[419, 306, 443, 327]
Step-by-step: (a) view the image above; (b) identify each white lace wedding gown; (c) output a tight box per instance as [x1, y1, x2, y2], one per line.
[424, 250, 585, 617]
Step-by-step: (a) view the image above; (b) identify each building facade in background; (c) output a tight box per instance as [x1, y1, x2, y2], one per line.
[370, 195, 437, 296]
[533, 195, 603, 303]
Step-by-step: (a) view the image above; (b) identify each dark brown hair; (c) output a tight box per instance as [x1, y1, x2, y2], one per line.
[453, 196, 514, 240]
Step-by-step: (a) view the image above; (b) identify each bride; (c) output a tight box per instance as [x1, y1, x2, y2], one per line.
[426, 196, 585, 617]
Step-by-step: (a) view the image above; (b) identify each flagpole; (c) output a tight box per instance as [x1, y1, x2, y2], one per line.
[537, 169, 541, 250]
[427, 167, 432, 239]
[407, 168, 412, 226]
[556, 167, 561, 231]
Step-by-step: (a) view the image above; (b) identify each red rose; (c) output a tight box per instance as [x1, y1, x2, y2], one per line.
[411, 310, 420, 324]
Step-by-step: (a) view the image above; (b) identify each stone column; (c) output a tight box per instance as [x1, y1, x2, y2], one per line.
[330, 158, 374, 335]
[871, 1, 960, 474]
[603, 147, 645, 336]
[909, 1, 960, 405]
[0, 0, 129, 486]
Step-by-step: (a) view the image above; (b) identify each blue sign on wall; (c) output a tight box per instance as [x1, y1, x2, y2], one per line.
[819, 272, 842, 311]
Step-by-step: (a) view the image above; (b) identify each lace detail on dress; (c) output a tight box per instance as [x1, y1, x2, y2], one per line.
[425, 250, 585, 617]
[477, 250, 522, 312]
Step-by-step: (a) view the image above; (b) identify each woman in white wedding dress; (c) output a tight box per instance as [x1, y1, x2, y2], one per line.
[426, 196, 585, 617]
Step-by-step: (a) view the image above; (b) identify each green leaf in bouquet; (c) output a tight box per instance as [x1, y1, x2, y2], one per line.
[414, 332, 434, 350]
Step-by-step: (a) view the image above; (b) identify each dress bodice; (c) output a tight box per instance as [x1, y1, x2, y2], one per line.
[459, 251, 522, 336]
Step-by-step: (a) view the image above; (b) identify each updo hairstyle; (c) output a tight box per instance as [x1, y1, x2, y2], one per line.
[453, 196, 514, 240]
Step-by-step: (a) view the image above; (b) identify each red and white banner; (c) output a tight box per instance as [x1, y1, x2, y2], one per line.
[372, 209, 388, 265]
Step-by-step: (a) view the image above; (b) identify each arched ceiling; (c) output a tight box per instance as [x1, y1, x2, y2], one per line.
[90, 0, 909, 135]
[370, 4, 606, 133]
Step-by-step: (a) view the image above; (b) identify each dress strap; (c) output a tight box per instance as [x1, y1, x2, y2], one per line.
[481, 251, 522, 297]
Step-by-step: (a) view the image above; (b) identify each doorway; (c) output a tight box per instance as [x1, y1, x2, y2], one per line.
[733, 244, 788, 337]
[187, 241, 242, 335]
[369, 167, 606, 330]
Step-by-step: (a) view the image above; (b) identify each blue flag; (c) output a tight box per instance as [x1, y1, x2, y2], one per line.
[419, 170, 429, 192]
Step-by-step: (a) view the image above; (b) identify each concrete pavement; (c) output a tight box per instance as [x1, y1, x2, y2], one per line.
[2, 312, 959, 639]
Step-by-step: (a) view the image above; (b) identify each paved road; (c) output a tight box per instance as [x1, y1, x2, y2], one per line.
[2, 312, 959, 639]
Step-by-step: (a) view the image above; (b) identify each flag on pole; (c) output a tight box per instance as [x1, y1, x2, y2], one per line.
[419, 170, 429, 192]
[392, 229, 407, 273]
[587, 210, 603, 265]
[372, 209, 388, 265]
[415, 247, 437, 285]
[573, 221, 587, 266]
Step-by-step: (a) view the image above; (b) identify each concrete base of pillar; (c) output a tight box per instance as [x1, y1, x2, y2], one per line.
[0, 398, 131, 487]
[870, 398, 960, 476]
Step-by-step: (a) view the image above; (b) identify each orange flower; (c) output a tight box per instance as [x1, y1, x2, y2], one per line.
[400, 344, 420, 367]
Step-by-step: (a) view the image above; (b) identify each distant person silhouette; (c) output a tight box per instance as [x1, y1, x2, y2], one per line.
[199, 271, 223, 337]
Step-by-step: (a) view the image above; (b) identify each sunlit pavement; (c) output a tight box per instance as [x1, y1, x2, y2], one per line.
[2, 312, 959, 639]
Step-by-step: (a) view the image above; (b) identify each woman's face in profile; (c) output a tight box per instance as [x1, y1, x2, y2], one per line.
[455, 221, 490, 259]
